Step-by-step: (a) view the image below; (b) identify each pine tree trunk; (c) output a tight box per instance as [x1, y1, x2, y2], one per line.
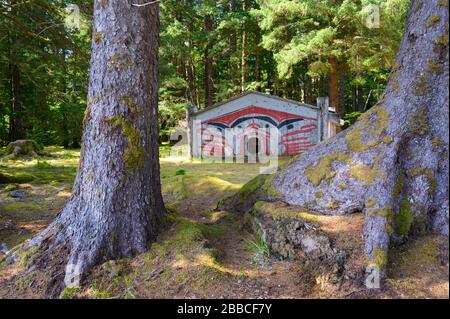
[10, 64, 24, 141]
[225, 0, 449, 275]
[357, 84, 364, 112]
[328, 56, 339, 113]
[240, 0, 247, 93]
[352, 84, 357, 112]
[305, 55, 313, 104]
[28, 0, 165, 291]
[204, 14, 214, 107]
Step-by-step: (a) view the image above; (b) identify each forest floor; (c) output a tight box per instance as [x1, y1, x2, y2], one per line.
[0, 147, 448, 299]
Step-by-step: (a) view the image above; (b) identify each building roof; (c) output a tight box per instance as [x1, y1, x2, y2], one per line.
[191, 90, 321, 116]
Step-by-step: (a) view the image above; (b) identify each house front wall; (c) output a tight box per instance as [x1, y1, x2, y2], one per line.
[191, 93, 321, 157]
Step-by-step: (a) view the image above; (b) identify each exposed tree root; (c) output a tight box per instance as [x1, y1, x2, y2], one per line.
[221, 0, 449, 278]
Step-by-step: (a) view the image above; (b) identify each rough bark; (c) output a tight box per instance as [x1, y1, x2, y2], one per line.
[224, 0, 449, 274]
[27, 0, 165, 290]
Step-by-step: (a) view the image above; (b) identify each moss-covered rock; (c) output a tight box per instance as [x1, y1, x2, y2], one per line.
[2, 140, 45, 160]
[217, 174, 280, 212]
[251, 201, 337, 261]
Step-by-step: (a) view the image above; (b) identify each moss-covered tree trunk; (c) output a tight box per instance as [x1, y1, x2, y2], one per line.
[27, 0, 165, 292]
[228, 0, 449, 273]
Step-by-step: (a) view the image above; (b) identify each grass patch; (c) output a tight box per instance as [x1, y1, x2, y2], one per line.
[244, 227, 270, 259]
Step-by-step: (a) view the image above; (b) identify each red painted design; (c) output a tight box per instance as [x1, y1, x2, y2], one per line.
[198, 105, 318, 156]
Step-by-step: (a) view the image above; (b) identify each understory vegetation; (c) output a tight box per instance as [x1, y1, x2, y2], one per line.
[0, 147, 447, 299]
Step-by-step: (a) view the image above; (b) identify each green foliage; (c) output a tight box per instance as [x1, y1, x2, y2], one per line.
[175, 169, 186, 176]
[244, 227, 270, 258]
[0, 0, 92, 147]
[343, 112, 363, 128]
[0, 0, 409, 146]
[397, 197, 414, 237]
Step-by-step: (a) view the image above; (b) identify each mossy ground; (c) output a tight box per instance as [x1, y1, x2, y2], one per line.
[0, 147, 447, 299]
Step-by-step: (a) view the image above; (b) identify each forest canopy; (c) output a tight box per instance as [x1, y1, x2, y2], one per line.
[0, 0, 409, 146]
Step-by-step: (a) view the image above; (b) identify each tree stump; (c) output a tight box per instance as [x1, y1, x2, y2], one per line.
[4, 140, 40, 159]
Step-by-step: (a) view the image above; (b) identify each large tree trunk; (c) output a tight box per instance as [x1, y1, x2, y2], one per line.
[224, 0, 448, 275]
[28, 0, 165, 292]
[10, 64, 24, 141]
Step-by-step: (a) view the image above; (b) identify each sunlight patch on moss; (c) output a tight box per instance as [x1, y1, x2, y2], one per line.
[305, 152, 351, 186]
[345, 106, 390, 152]
[350, 160, 385, 186]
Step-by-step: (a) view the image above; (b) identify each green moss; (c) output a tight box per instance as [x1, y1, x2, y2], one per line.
[385, 222, 394, 236]
[412, 74, 431, 96]
[410, 111, 429, 136]
[397, 197, 414, 237]
[345, 128, 369, 152]
[315, 191, 324, 198]
[431, 136, 445, 148]
[345, 106, 390, 152]
[367, 205, 394, 222]
[305, 152, 351, 186]
[253, 201, 320, 223]
[370, 247, 388, 268]
[60, 287, 81, 299]
[392, 170, 405, 198]
[122, 96, 138, 114]
[326, 202, 339, 210]
[108, 53, 134, 71]
[367, 107, 389, 137]
[105, 116, 145, 171]
[435, 34, 449, 47]
[350, 160, 385, 186]
[338, 183, 348, 191]
[235, 174, 279, 202]
[381, 135, 393, 145]
[366, 198, 377, 209]
[0, 202, 42, 214]
[426, 15, 441, 28]
[94, 32, 103, 43]
[0, 172, 33, 184]
[428, 60, 444, 74]
[439, 0, 448, 7]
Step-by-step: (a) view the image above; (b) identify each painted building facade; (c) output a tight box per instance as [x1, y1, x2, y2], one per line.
[188, 91, 341, 158]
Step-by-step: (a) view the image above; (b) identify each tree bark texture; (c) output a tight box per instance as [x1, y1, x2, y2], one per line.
[29, 0, 165, 286]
